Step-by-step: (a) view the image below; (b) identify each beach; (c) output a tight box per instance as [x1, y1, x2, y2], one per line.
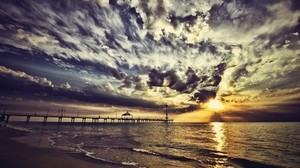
[0, 126, 118, 168]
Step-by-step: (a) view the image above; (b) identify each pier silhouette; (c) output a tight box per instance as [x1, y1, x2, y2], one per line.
[0, 105, 174, 125]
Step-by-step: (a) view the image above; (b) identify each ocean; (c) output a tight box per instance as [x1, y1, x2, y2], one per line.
[9, 122, 300, 168]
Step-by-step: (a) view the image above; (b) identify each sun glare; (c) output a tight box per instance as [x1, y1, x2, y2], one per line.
[206, 99, 223, 110]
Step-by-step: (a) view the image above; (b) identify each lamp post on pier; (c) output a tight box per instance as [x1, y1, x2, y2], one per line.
[165, 104, 169, 122]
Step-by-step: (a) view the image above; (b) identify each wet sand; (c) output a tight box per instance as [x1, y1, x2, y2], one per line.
[0, 126, 118, 168]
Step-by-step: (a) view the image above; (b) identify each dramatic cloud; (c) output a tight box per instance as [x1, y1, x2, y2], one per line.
[193, 90, 217, 103]
[0, 0, 299, 120]
[0, 66, 160, 108]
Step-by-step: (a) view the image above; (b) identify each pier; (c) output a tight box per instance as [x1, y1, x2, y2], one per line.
[0, 105, 174, 124]
[0, 113, 173, 124]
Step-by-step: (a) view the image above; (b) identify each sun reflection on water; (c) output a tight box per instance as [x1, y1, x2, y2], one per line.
[211, 122, 225, 152]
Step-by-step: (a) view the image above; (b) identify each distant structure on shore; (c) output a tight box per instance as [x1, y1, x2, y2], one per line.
[165, 104, 170, 123]
[121, 111, 133, 119]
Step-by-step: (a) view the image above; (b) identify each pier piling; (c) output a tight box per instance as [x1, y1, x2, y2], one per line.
[5, 115, 10, 124]
[26, 116, 30, 124]
[58, 117, 62, 123]
[43, 116, 48, 125]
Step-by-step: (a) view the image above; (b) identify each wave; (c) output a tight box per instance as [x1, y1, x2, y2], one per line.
[131, 148, 203, 164]
[132, 148, 159, 156]
[186, 136, 215, 143]
[154, 143, 228, 158]
[71, 134, 78, 139]
[228, 157, 281, 168]
[121, 162, 139, 166]
[73, 144, 139, 167]
[132, 147, 281, 167]
[48, 136, 56, 146]
[6, 124, 33, 133]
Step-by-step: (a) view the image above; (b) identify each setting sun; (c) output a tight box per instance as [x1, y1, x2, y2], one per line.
[206, 99, 223, 110]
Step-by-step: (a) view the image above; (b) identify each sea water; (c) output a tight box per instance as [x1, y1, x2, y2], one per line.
[9, 122, 300, 167]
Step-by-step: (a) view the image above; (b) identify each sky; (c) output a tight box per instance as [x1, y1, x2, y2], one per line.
[0, 0, 299, 122]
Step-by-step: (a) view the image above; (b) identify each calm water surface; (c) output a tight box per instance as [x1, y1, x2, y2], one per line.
[11, 122, 300, 167]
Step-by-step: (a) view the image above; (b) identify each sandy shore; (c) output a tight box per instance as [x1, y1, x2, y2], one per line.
[0, 125, 120, 168]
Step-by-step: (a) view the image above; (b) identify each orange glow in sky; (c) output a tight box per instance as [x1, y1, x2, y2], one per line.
[206, 99, 223, 111]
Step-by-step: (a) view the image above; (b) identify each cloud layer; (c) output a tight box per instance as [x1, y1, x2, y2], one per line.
[0, 0, 299, 120]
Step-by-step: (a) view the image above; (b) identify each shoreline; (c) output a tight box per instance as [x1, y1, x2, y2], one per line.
[0, 125, 122, 168]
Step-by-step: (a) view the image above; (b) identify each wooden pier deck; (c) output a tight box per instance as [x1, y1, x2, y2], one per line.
[0, 113, 174, 124]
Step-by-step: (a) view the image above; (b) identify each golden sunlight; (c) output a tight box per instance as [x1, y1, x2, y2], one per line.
[206, 99, 223, 110]
[211, 122, 225, 151]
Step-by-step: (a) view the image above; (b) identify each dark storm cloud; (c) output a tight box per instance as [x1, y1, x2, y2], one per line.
[200, 63, 227, 87]
[291, 0, 300, 11]
[110, 68, 126, 80]
[209, 0, 274, 29]
[204, 75, 222, 87]
[147, 67, 210, 94]
[168, 12, 206, 28]
[146, 65, 225, 101]
[48, 31, 81, 51]
[109, 1, 144, 42]
[214, 62, 227, 75]
[185, 67, 201, 86]
[0, 66, 56, 93]
[0, 66, 160, 108]
[0, 45, 88, 88]
[198, 41, 220, 55]
[127, 7, 144, 29]
[192, 90, 217, 103]
[231, 65, 248, 82]
[257, 27, 300, 51]
[72, 85, 161, 108]
[119, 75, 144, 90]
[173, 68, 208, 93]
[148, 69, 178, 88]
[50, 54, 131, 82]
